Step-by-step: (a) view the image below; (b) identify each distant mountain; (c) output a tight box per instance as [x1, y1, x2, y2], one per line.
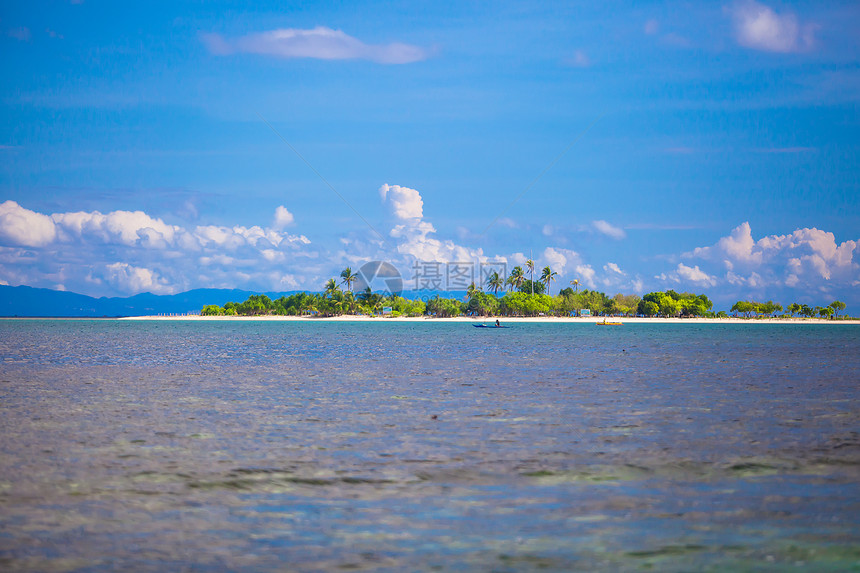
[0, 285, 470, 317]
[0, 285, 298, 317]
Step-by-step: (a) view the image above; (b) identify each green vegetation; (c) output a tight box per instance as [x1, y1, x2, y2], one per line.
[730, 300, 781, 318]
[732, 299, 848, 320]
[200, 267, 851, 320]
[638, 291, 712, 317]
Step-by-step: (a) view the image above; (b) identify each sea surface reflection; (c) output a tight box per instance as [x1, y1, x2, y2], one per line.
[1, 320, 858, 571]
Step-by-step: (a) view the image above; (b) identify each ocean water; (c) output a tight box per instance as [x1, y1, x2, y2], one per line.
[0, 319, 858, 572]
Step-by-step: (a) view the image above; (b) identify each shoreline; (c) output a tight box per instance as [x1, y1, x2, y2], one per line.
[116, 315, 860, 325]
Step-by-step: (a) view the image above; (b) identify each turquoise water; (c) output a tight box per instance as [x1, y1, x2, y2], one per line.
[1, 320, 859, 571]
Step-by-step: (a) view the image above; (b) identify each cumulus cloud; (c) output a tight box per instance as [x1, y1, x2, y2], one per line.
[592, 219, 626, 240]
[676, 263, 718, 287]
[543, 247, 581, 275]
[0, 202, 312, 296]
[728, 0, 816, 53]
[273, 205, 295, 228]
[390, 220, 485, 264]
[380, 183, 424, 220]
[509, 252, 528, 266]
[692, 221, 760, 265]
[574, 264, 597, 289]
[686, 222, 858, 293]
[377, 183, 508, 275]
[105, 263, 174, 295]
[656, 263, 718, 288]
[52, 209, 179, 247]
[0, 201, 57, 247]
[202, 27, 428, 64]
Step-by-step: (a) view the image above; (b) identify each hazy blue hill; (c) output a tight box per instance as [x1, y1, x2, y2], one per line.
[0, 285, 105, 317]
[0, 285, 470, 317]
[0, 285, 298, 317]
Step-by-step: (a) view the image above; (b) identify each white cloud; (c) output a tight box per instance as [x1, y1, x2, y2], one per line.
[380, 183, 424, 220]
[0, 201, 57, 247]
[727, 270, 764, 288]
[543, 247, 581, 275]
[692, 221, 760, 265]
[194, 224, 309, 250]
[194, 225, 242, 249]
[689, 222, 857, 285]
[675, 263, 718, 287]
[377, 183, 521, 277]
[273, 205, 295, 228]
[728, 0, 816, 53]
[390, 220, 485, 264]
[510, 252, 528, 266]
[599, 262, 639, 290]
[0, 202, 315, 297]
[261, 249, 285, 262]
[685, 222, 858, 295]
[592, 219, 626, 240]
[52, 209, 179, 247]
[656, 263, 717, 288]
[105, 263, 174, 295]
[202, 27, 428, 64]
[542, 224, 554, 236]
[574, 264, 597, 289]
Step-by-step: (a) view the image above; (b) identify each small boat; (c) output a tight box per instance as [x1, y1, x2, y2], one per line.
[596, 319, 623, 326]
[473, 324, 508, 328]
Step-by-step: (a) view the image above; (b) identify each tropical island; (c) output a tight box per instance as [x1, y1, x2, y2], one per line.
[196, 265, 852, 321]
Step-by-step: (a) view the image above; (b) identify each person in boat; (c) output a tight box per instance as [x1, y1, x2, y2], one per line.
[495, 319, 500, 327]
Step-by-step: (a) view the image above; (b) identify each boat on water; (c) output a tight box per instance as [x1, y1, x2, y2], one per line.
[596, 319, 623, 326]
[473, 324, 509, 328]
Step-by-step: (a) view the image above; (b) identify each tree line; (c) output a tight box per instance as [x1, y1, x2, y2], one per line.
[730, 300, 847, 319]
[199, 264, 647, 318]
[200, 265, 849, 319]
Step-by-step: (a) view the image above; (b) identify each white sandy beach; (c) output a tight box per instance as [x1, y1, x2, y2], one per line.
[120, 315, 860, 325]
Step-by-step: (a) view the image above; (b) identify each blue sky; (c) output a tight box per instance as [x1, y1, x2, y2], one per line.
[1, 0, 858, 309]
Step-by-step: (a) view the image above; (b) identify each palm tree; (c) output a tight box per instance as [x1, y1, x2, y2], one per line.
[324, 278, 340, 298]
[570, 279, 580, 292]
[344, 290, 356, 314]
[466, 281, 480, 300]
[340, 266, 358, 292]
[301, 297, 318, 316]
[509, 266, 525, 292]
[540, 266, 558, 296]
[486, 271, 504, 296]
[526, 259, 535, 295]
[358, 286, 373, 304]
